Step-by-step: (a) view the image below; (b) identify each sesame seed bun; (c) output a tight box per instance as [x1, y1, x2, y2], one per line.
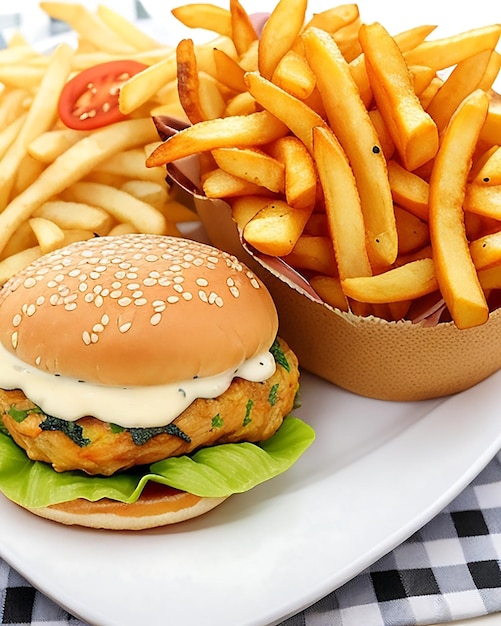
[0, 234, 299, 530]
[27, 485, 228, 530]
[0, 234, 278, 386]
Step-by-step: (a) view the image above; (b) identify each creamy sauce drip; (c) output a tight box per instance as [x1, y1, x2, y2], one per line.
[0, 343, 276, 428]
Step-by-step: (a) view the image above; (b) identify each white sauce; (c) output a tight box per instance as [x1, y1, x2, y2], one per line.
[0, 343, 276, 428]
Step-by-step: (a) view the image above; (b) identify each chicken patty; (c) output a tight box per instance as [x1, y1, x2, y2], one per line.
[0, 338, 299, 475]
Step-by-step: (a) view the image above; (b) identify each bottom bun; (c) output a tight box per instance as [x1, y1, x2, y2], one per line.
[25, 483, 228, 530]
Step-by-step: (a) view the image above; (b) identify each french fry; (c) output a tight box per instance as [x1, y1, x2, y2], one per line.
[0, 43, 74, 210]
[0, 222, 38, 260]
[96, 4, 162, 52]
[119, 52, 177, 115]
[464, 184, 501, 220]
[243, 70, 328, 154]
[212, 48, 247, 92]
[33, 200, 114, 235]
[0, 89, 30, 128]
[202, 167, 273, 198]
[267, 135, 317, 210]
[64, 181, 167, 235]
[473, 146, 501, 185]
[387, 160, 429, 221]
[342, 258, 438, 303]
[426, 49, 495, 132]
[229, 0, 257, 56]
[0, 115, 27, 162]
[394, 205, 429, 255]
[119, 179, 169, 209]
[0, 246, 42, 284]
[303, 27, 397, 267]
[308, 275, 348, 311]
[28, 217, 65, 254]
[313, 126, 372, 282]
[243, 200, 312, 256]
[282, 235, 336, 275]
[146, 111, 288, 166]
[39, 2, 136, 55]
[230, 195, 271, 229]
[28, 128, 89, 163]
[359, 21, 439, 172]
[284, 234, 337, 276]
[172, 4, 233, 37]
[303, 4, 359, 35]
[224, 91, 258, 116]
[404, 24, 501, 71]
[470, 230, 501, 270]
[429, 89, 490, 329]
[480, 98, 501, 146]
[0, 117, 159, 254]
[271, 50, 316, 100]
[95, 148, 166, 184]
[176, 38, 204, 124]
[258, 0, 307, 80]
[211, 147, 285, 193]
[348, 24, 437, 108]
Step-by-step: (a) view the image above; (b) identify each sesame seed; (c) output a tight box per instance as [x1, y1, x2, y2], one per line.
[150, 312, 162, 325]
[23, 277, 37, 289]
[101, 314, 110, 325]
[134, 298, 147, 306]
[118, 297, 132, 306]
[198, 290, 208, 303]
[26, 304, 36, 317]
[119, 322, 132, 333]
[65, 303, 77, 311]
[12, 314, 22, 327]
[94, 295, 104, 307]
[11, 331, 18, 349]
[183, 292, 193, 300]
[167, 295, 179, 304]
[82, 331, 91, 345]
[196, 278, 209, 287]
[93, 323, 104, 332]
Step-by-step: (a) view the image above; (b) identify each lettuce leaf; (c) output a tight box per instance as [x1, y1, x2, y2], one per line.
[0, 416, 314, 509]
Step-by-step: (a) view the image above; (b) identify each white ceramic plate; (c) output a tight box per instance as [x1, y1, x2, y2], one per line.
[2, 3, 501, 625]
[1, 368, 501, 626]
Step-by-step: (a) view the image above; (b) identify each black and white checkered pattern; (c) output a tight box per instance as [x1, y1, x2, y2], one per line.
[282, 451, 501, 626]
[1, 453, 501, 626]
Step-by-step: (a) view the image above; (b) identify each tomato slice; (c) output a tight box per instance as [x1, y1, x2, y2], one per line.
[58, 60, 148, 130]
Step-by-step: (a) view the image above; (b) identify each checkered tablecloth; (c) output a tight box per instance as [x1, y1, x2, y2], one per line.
[0, 451, 500, 626]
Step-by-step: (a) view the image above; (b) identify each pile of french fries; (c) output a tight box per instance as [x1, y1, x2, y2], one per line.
[146, 0, 501, 330]
[0, 1, 212, 285]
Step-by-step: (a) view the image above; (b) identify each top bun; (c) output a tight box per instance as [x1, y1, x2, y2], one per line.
[0, 234, 278, 386]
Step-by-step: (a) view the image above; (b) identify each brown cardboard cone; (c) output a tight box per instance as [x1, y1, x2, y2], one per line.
[194, 193, 501, 402]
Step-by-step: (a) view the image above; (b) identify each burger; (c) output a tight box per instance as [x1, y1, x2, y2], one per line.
[0, 233, 313, 530]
